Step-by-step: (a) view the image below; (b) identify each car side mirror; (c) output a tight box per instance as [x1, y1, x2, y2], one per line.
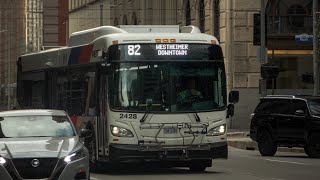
[295, 110, 305, 116]
[227, 104, 235, 118]
[229, 91, 239, 104]
[80, 129, 92, 138]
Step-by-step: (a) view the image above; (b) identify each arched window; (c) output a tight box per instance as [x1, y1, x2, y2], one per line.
[288, 4, 306, 28]
[123, 15, 128, 25]
[199, 0, 205, 32]
[185, 0, 191, 26]
[132, 12, 138, 25]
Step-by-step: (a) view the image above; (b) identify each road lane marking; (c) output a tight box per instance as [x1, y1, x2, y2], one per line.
[90, 177, 100, 180]
[264, 159, 311, 166]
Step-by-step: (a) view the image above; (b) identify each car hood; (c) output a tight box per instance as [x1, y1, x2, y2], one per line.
[0, 136, 81, 159]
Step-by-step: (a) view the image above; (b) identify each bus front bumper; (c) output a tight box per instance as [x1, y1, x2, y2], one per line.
[108, 142, 227, 162]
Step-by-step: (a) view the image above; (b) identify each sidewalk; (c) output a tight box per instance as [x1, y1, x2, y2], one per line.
[227, 130, 305, 153]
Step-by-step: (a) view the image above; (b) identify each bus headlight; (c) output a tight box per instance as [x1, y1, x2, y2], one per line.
[64, 148, 87, 163]
[207, 124, 226, 136]
[0, 157, 6, 165]
[111, 126, 134, 137]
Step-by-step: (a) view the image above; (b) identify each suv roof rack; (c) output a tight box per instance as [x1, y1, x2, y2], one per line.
[265, 95, 296, 98]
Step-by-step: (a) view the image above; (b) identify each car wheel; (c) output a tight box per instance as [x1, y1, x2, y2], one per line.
[306, 134, 320, 158]
[257, 130, 277, 156]
[304, 146, 310, 156]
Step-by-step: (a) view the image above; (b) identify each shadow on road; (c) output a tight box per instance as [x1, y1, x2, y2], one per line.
[93, 163, 221, 176]
[249, 154, 310, 159]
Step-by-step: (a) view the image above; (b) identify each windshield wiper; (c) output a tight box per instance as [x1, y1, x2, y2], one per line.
[140, 107, 150, 123]
[189, 99, 201, 122]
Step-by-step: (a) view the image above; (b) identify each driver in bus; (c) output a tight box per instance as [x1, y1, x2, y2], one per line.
[177, 77, 203, 105]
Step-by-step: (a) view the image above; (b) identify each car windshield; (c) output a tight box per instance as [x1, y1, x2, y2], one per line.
[0, 115, 75, 138]
[307, 99, 320, 116]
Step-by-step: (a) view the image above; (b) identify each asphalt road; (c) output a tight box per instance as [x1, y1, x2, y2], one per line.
[90, 147, 320, 180]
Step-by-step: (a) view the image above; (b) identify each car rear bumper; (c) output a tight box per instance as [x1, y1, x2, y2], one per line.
[108, 141, 228, 162]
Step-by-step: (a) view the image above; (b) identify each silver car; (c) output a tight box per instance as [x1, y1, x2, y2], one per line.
[0, 109, 90, 180]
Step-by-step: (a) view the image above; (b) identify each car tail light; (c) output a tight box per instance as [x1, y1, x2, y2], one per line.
[250, 113, 255, 119]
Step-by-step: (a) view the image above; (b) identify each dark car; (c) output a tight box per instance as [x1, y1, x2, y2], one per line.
[250, 95, 320, 158]
[0, 109, 90, 180]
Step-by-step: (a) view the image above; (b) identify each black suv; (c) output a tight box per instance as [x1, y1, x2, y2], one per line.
[250, 95, 320, 158]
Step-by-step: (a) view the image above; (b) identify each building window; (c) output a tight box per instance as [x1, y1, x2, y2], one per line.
[199, 0, 205, 32]
[185, 0, 191, 26]
[288, 4, 306, 29]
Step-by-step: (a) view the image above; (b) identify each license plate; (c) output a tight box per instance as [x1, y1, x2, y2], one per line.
[163, 127, 178, 134]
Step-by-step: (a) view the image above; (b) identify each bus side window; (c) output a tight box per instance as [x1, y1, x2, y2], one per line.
[20, 72, 46, 108]
[84, 72, 96, 116]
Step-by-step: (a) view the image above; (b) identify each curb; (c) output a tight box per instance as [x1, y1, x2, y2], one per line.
[227, 132, 249, 138]
[227, 138, 305, 153]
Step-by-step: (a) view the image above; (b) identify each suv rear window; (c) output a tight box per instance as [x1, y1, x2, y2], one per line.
[308, 99, 320, 116]
[254, 100, 274, 113]
[270, 99, 290, 114]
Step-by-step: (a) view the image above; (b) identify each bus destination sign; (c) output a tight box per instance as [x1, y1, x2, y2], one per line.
[156, 44, 188, 56]
[126, 44, 189, 56]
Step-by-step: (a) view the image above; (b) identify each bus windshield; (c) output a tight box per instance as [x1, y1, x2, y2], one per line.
[108, 44, 226, 112]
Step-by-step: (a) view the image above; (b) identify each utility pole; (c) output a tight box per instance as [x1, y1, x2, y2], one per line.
[260, 0, 267, 97]
[100, 0, 103, 26]
[313, 0, 319, 96]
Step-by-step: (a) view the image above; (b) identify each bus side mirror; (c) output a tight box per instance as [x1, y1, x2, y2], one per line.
[227, 104, 235, 118]
[229, 91, 239, 103]
[80, 129, 92, 138]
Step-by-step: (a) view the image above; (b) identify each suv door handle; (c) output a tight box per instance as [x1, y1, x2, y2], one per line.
[284, 118, 291, 121]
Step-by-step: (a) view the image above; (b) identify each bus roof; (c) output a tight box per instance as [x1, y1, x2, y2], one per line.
[96, 32, 219, 45]
[18, 26, 220, 72]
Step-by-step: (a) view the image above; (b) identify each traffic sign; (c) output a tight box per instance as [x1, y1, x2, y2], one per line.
[295, 34, 313, 42]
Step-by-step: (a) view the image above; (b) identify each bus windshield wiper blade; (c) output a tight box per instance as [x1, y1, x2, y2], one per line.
[189, 99, 200, 122]
[140, 109, 150, 123]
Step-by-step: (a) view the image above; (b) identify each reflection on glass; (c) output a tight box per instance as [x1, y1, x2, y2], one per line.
[109, 62, 226, 112]
[308, 100, 320, 116]
[0, 116, 75, 138]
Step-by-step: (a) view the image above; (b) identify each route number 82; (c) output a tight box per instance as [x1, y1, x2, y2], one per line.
[128, 45, 141, 56]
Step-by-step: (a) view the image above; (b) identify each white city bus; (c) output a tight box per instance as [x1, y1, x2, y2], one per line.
[17, 25, 239, 171]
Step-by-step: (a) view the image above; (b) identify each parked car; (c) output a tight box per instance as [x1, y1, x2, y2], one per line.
[0, 109, 91, 180]
[250, 95, 320, 158]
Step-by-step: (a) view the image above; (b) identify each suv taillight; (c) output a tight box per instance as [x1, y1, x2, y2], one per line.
[250, 113, 255, 119]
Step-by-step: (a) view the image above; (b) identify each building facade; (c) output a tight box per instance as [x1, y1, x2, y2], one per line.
[67, 0, 317, 129]
[68, 0, 111, 35]
[0, 0, 26, 110]
[0, 0, 69, 110]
